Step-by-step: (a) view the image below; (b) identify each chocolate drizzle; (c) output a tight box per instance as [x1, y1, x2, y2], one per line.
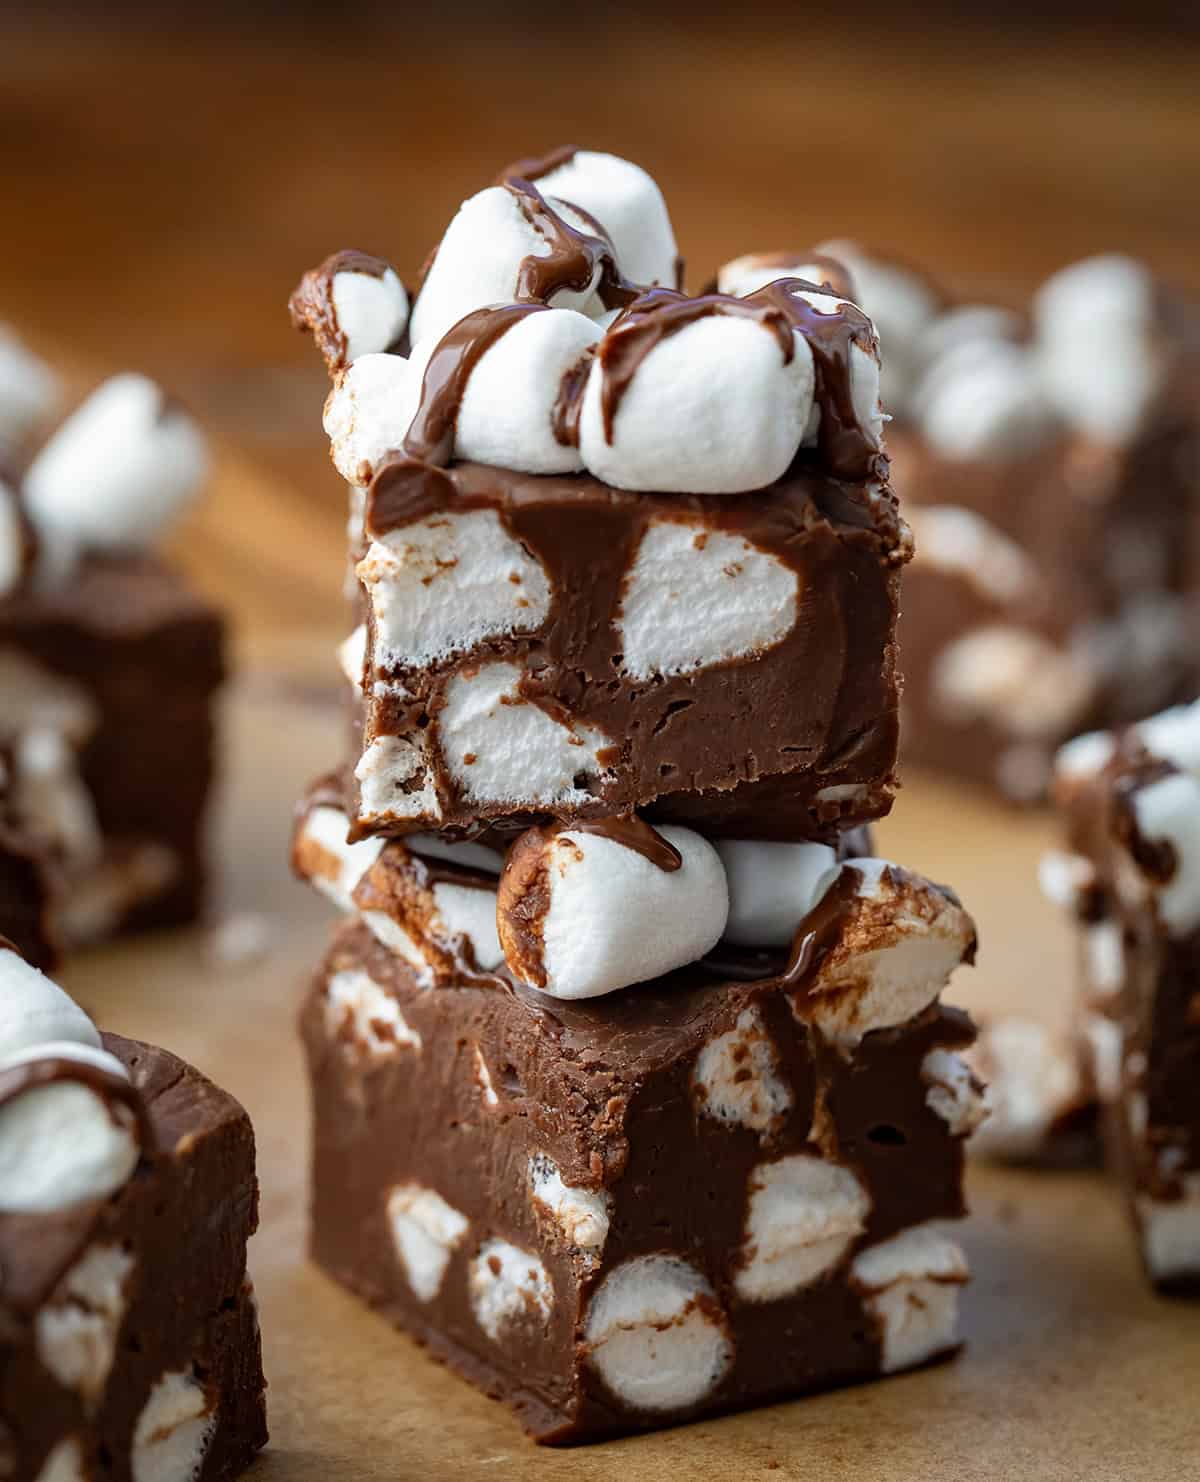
[781, 865, 863, 988]
[0, 1053, 150, 1151]
[505, 177, 641, 314]
[289, 249, 398, 372]
[564, 814, 682, 871]
[496, 145, 580, 185]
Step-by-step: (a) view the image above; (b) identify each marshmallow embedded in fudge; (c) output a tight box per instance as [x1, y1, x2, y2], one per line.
[508, 148, 678, 291]
[734, 1154, 870, 1301]
[357, 506, 552, 672]
[850, 1224, 968, 1372]
[932, 625, 1096, 741]
[130, 1369, 217, 1482]
[289, 250, 409, 372]
[1137, 1176, 1200, 1287]
[386, 1182, 470, 1303]
[291, 801, 385, 912]
[582, 1254, 733, 1414]
[497, 820, 728, 999]
[576, 300, 816, 494]
[23, 375, 208, 566]
[0, 477, 28, 596]
[0, 943, 142, 1213]
[0, 326, 61, 449]
[409, 186, 607, 349]
[917, 339, 1058, 460]
[790, 860, 976, 1045]
[1126, 770, 1200, 937]
[908, 505, 1039, 607]
[964, 1018, 1086, 1163]
[1033, 254, 1164, 443]
[715, 840, 840, 947]
[1136, 699, 1200, 778]
[468, 1237, 555, 1342]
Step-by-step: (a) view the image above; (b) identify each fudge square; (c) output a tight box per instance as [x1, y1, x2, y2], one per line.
[0, 354, 224, 957]
[299, 829, 981, 1442]
[293, 152, 910, 845]
[720, 249, 1200, 802]
[1043, 699, 1200, 1293]
[0, 941, 267, 1479]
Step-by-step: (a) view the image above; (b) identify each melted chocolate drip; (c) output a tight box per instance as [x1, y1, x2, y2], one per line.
[781, 865, 863, 988]
[496, 145, 580, 185]
[0, 1054, 151, 1149]
[288, 249, 396, 371]
[565, 814, 682, 871]
[506, 178, 641, 314]
[551, 345, 596, 449]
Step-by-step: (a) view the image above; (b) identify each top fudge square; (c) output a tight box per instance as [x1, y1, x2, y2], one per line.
[291, 151, 909, 843]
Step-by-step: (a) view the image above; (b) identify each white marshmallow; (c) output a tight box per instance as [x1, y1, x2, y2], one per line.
[430, 306, 598, 473]
[583, 1255, 732, 1413]
[790, 288, 885, 450]
[355, 733, 441, 826]
[1085, 921, 1125, 998]
[918, 341, 1057, 461]
[438, 661, 613, 810]
[323, 352, 416, 485]
[717, 253, 846, 300]
[468, 1238, 554, 1342]
[0, 478, 23, 596]
[0, 649, 94, 741]
[500, 823, 728, 1000]
[36, 1244, 134, 1410]
[332, 263, 409, 364]
[618, 520, 798, 680]
[0, 1044, 140, 1214]
[1034, 255, 1162, 444]
[410, 187, 602, 349]
[791, 861, 975, 1045]
[1037, 849, 1096, 914]
[917, 304, 1022, 369]
[13, 726, 103, 871]
[1137, 1176, 1200, 1284]
[525, 151, 678, 290]
[692, 1006, 794, 1135]
[1129, 771, 1200, 936]
[386, 1184, 470, 1302]
[1055, 728, 1117, 782]
[851, 1225, 967, 1373]
[1137, 699, 1200, 778]
[966, 1018, 1084, 1162]
[357, 508, 551, 672]
[0, 327, 61, 449]
[921, 1049, 988, 1138]
[578, 312, 813, 494]
[908, 505, 1039, 606]
[325, 969, 421, 1056]
[294, 804, 384, 911]
[34, 1438, 86, 1482]
[431, 881, 503, 970]
[1082, 1012, 1124, 1102]
[338, 624, 367, 691]
[528, 1152, 611, 1256]
[0, 949, 102, 1056]
[736, 1154, 870, 1301]
[932, 625, 1095, 740]
[408, 832, 503, 875]
[130, 1370, 215, 1482]
[24, 375, 207, 559]
[715, 840, 840, 947]
[360, 910, 432, 986]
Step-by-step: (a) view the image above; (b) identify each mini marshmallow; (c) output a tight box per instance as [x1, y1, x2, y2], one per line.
[618, 520, 798, 680]
[323, 352, 416, 485]
[1033, 255, 1162, 444]
[735, 1154, 870, 1301]
[715, 840, 840, 947]
[325, 968, 422, 1056]
[1137, 699, 1200, 778]
[717, 252, 852, 301]
[932, 625, 1095, 740]
[1082, 1011, 1124, 1102]
[916, 304, 1022, 369]
[338, 624, 367, 691]
[692, 1006, 794, 1135]
[578, 311, 814, 494]
[1038, 848, 1096, 915]
[790, 287, 885, 451]
[0, 478, 25, 597]
[583, 1255, 732, 1413]
[34, 1438, 85, 1482]
[410, 187, 603, 348]
[23, 375, 208, 559]
[0, 326, 61, 449]
[921, 1049, 988, 1138]
[130, 1370, 215, 1482]
[790, 861, 975, 1045]
[1055, 728, 1118, 782]
[437, 661, 613, 811]
[468, 1238, 554, 1342]
[35, 1244, 134, 1408]
[965, 1018, 1085, 1163]
[498, 822, 728, 999]
[918, 340, 1058, 461]
[355, 733, 441, 827]
[1128, 771, 1200, 936]
[529, 1152, 611, 1256]
[1085, 921, 1125, 997]
[1137, 1176, 1200, 1284]
[406, 307, 598, 474]
[331, 261, 409, 366]
[850, 1224, 967, 1373]
[357, 507, 552, 672]
[292, 803, 384, 911]
[522, 150, 678, 290]
[13, 726, 104, 871]
[386, 1183, 470, 1302]
[908, 505, 1039, 606]
[0, 948, 103, 1057]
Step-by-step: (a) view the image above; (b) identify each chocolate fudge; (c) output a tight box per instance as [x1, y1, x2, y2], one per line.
[720, 249, 1200, 802]
[291, 147, 983, 1441]
[0, 940, 268, 1478]
[0, 343, 224, 959]
[1041, 700, 1200, 1292]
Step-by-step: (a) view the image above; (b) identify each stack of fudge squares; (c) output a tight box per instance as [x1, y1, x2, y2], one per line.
[290, 149, 985, 1442]
[0, 333, 224, 967]
[722, 248, 1200, 803]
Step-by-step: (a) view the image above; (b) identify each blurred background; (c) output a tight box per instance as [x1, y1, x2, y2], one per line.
[4, 1, 1199, 651]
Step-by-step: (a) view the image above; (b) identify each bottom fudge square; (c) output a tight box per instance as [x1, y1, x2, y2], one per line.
[301, 862, 980, 1443]
[0, 941, 268, 1480]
